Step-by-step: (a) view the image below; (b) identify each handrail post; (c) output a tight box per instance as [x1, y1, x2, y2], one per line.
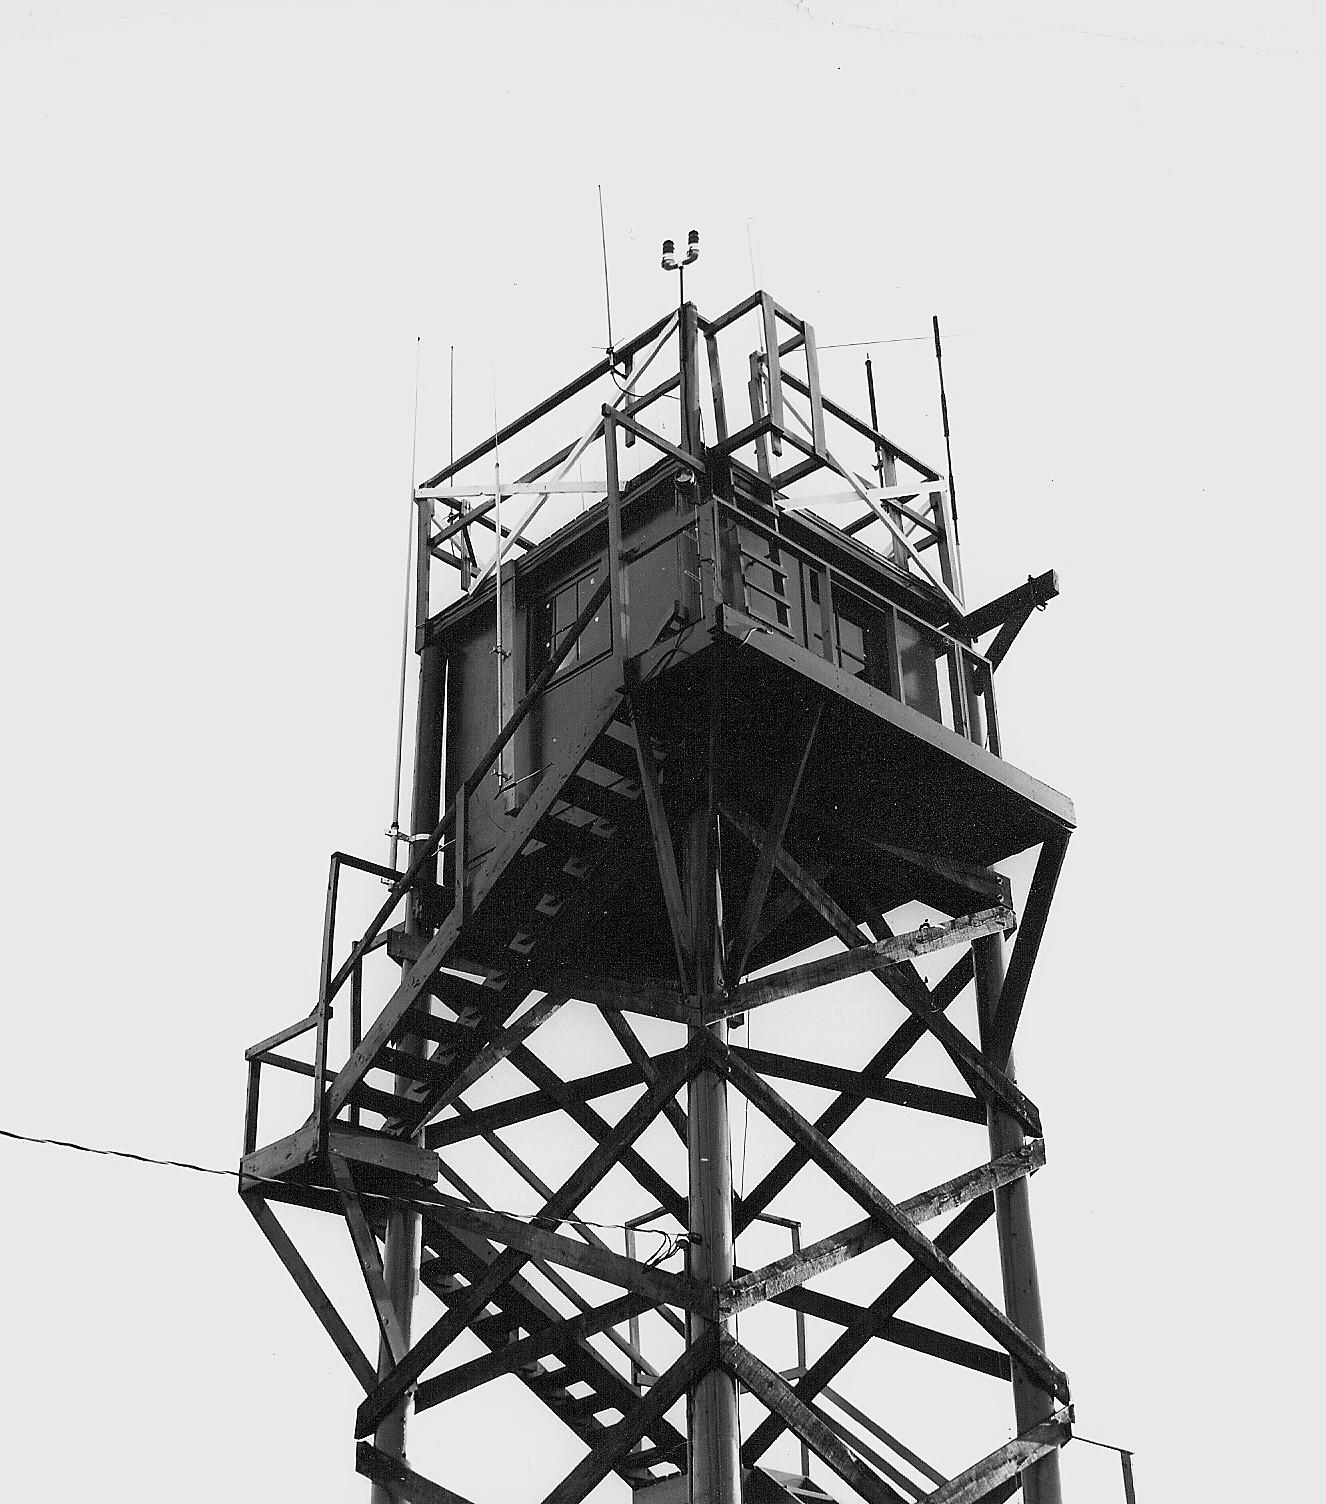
[349, 958, 363, 1129]
[313, 853, 342, 1148]
[243, 1058, 261, 1158]
[453, 791, 468, 927]
[604, 411, 631, 684]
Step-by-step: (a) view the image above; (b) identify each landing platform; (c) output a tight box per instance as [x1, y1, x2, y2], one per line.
[556, 607, 1075, 980]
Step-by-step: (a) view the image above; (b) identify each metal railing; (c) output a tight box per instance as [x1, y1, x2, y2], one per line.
[729, 509, 1000, 755]
[242, 574, 613, 1163]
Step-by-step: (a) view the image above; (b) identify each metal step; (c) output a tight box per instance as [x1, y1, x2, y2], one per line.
[584, 725, 638, 781]
[419, 1229, 685, 1484]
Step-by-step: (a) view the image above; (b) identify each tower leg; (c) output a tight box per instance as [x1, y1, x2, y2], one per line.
[685, 810, 742, 1504]
[370, 646, 446, 1503]
[370, 1203, 420, 1504]
[974, 934, 1064, 1504]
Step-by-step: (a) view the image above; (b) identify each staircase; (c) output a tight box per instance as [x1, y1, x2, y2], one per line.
[324, 700, 652, 1141]
[421, 1224, 686, 1489]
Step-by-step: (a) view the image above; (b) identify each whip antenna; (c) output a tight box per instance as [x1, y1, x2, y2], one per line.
[598, 185, 615, 362]
[932, 314, 960, 545]
[386, 336, 422, 873]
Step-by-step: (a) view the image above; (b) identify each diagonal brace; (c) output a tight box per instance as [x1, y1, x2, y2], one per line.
[723, 1140, 1044, 1315]
[711, 1037, 1069, 1404]
[354, 1045, 698, 1438]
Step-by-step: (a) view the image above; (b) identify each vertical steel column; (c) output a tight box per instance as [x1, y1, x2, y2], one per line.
[370, 641, 446, 1504]
[685, 806, 741, 1504]
[973, 933, 1064, 1504]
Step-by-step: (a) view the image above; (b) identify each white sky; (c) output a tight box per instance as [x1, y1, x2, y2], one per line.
[1, 2, 1322, 1501]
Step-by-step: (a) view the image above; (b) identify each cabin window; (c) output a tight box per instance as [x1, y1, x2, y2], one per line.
[737, 525, 792, 635]
[527, 568, 610, 684]
[832, 589, 894, 692]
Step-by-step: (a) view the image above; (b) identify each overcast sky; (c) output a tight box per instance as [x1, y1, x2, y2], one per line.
[1, 3, 1322, 1502]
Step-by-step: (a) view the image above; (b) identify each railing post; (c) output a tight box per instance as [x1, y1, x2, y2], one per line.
[680, 301, 702, 458]
[705, 327, 728, 444]
[349, 958, 363, 1129]
[244, 1058, 261, 1158]
[313, 854, 342, 1146]
[760, 292, 784, 441]
[802, 320, 826, 458]
[604, 411, 631, 683]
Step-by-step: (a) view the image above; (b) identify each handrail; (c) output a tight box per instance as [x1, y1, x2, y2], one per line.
[261, 570, 619, 1144]
[245, 1012, 320, 1061]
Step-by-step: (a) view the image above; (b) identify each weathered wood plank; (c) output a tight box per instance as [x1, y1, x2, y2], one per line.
[356, 1443, 479, 1504]
[716, 829, 1040, 1136]
[922, 1409, 1072, 1504]
[986, 831, 1070, 1068]
[732, 1045, 984, 1124]
[329, 1153, 408, 1363]
[417, 1193, 712, 1315]
[726, 906, 1013, 1015]
[724, 1141, 1044, 1314]
[735, 950, 975, 1233]
[354, 1046, 697, 1439]
[715, 1042, 1068, 1404]
[742, 1197, 995, 1462]
[535, 970, 694, 1024]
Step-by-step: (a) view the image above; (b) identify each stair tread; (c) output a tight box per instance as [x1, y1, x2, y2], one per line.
[563, 772, 640, 823]
[585, 729, 637, 780]
[420, 1232, 685, 1466]
[376, 1044, 459, 1088]
[394, 1008, 474, 1047]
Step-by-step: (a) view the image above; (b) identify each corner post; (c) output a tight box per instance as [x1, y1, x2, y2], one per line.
[973, 933, 1065, 1504]
[680, 300, 702, 459]
[369, 639, 446, 1504]
[604, 411, 631, 685]
[685, 779, 741, 1504]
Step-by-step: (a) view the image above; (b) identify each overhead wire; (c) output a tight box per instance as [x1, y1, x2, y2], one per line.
[0, 1124, 684, 1259]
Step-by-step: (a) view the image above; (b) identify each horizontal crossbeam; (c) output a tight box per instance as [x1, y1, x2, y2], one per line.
[724, 1141, 1044, 1315]
[742, 1196, 995, 1463]
[417, 1193, 712, 1315]
[356, 1444, 478, 1504]
[733, 1045, 984, 1124]
[722, 905, 1013, 1017]
[713, 1038, 1069, 1404]
[924, 1409, 1073, 1504]
[736, 950, 975, 1234]
[355, 1045, 698, 1439]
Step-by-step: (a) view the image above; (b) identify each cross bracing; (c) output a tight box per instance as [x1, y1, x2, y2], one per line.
[241, 290, 1075, 1504]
